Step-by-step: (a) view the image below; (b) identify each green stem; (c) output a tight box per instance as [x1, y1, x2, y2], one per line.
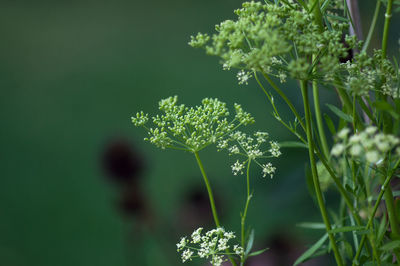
[194, 152, 238, 266]
[194, 152, 221, 227]
[312, 80, 330, 159]
[382, 0, 393, 58]
[362, 0, 381, 53]
[262, 73, 306, 132]
[382, 169, 400, 238]
[241, 160, 252, 249]
[301, 80, 344, 266]
[353, 158, 400, 265]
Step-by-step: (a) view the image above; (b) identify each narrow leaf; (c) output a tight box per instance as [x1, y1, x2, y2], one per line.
[248, 248, 269, 257]
[380, 240, 400, 251]
[279, 141, 308, 149]
[326, 104, 353, 122]
[329, 226, 366, 234]
[294, 233, 329, 266]
[324, 113, 336, 135]
[245, 229, 255, 256]
[296, 222, 326, 230]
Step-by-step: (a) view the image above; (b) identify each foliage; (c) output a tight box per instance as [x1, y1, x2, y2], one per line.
[132, 0, 400, 265]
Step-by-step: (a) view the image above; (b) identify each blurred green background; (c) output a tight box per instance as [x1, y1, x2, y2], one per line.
[0, 1, 398, 265]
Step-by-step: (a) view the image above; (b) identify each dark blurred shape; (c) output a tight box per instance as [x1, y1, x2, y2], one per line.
[101, 137, 152, 221]
[119, 186, 146, 217]
[102, 138, 144, 184]
[339, 35, 354, 63]
[178, 186, 217, 230]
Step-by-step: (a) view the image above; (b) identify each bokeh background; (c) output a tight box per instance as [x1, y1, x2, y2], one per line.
[0, 1, 398, 265]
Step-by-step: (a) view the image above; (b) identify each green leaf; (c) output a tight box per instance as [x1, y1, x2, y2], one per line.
[329, 226, 366, 234]
[279, 141, 308, 149]
[323, 113, 336, 135]
[380, 240, 400, 251]
[248, 248, 269, 257]
[377, 214, 387, 244]
[245, 229, 255, 256]
[343, 240, 353, 259]
[294, 233, 329, 266]
[296, 222, 326, 230]
[373, 101, 400, 119]
[326, 104, 353, 123]
[357, 96, 375, 123]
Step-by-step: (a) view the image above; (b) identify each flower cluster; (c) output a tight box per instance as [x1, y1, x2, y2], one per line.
[131, 96, 255, 152]
[331, 127, 400, 164]
[189, 1, 354, 82]
[218, 131, 281, 178]
[176, 227, 243, 266]
[339, 50, 400, 97]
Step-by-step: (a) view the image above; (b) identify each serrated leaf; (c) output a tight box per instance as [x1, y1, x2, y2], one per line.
[248, 248, 269, 257]
[296, 222, 326, 230]
[294, 233, 329, 266]
[326, 104, 353, 123]
[380, 240, 400, 251]
[279, 141, 308, 149]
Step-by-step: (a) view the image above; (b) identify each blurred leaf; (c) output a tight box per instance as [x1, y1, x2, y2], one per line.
[377, 214, 387, 244]
[329, 226, 366, 234]
[296, 222, 326, 230]
[294, 233, 329, 265]
[248, 248, 269, 257]
[245, 229, 255, 256]
[380, 240, 400, 251]
[373, 101, 399, 120]
[279, 141, 308, 149]
[305, 163, 317, 203]
[326, 104, 353, 123]
[343, 240, 353, 259]
[324, 113, 336, 135]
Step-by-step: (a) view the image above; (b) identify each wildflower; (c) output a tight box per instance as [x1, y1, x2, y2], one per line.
[132, 96, 254, 152]
[331, 127, 400, 165]
[233, 245, 244, 256]
[219, 131, 281, 179]
[262, 163, 276, 178]
[177, 227, 242, 265]
[177, 237, 188, 251]
[269, 141, 281, 157]
[191, 227, 203, 243]
[237, 70, 252, 85]
[231, 160, 245, 175]
[190, 1, 354, 83]
[181, 249, 193, 262]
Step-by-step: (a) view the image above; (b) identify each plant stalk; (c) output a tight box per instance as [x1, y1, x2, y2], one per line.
[241, 160, 252, 249]
[301, 80, 344, 266]
[194, 151, 238, 266]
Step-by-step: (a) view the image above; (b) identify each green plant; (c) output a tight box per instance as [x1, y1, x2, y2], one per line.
[132, 0, 400, 265]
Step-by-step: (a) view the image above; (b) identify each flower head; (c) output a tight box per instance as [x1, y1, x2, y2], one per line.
[132, 96, 254, 152]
